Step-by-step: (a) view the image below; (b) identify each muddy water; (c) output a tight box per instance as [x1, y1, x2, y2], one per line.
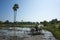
[41, 30, 56, 40]
[0, 27, 57, 40]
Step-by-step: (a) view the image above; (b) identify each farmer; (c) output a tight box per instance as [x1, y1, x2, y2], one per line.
[34, 26, 38, 32]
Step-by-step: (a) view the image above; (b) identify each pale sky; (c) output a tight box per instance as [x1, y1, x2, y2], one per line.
[0, 0, 60, 22]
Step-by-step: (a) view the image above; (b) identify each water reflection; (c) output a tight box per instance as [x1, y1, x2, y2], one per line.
[0, 27, 56, 40]
[41, 30, 56, 40]
[0, 27, 30, 37]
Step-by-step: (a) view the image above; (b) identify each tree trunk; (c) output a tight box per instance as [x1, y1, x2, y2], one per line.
[14, 11, 17, 23]
[14, 11, 17, 36]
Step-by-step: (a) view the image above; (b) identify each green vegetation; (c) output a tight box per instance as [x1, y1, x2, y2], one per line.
[0, 20, 39, 28]
[41, 19, 60, 40]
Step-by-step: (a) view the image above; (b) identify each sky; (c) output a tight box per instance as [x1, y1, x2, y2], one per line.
[0, 0, 60, 22]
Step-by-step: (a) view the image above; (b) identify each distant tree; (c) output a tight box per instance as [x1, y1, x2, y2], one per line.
[40, 20, 48, 26]
[36, 22, 39, 25]
[40, 22, 43, 24]
[4, 20, 9, 24]
[0, 21, 2, 23]
[49, 19, 58, 24]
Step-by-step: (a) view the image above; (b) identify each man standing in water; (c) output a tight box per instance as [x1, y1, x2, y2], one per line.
[34, 26, 38, 32]
[34, 24, 39, 32]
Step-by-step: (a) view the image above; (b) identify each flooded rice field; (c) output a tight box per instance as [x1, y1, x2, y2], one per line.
[0, 27, 57, 40]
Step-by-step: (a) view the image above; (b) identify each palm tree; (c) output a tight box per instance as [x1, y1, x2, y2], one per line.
[13, 4, 19, 36]
[13, 4, 19, 23]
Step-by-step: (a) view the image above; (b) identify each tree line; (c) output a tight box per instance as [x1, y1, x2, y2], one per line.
[0, 20, 39, 24]
[40, 19, 60, 29]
